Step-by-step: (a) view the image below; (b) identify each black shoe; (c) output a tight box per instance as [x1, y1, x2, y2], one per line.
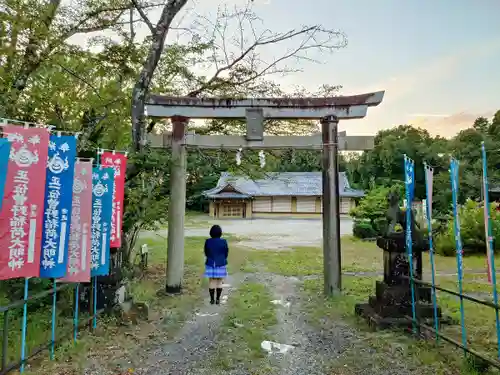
[216, 288, 222, 305]
[209, 288, 215, 304]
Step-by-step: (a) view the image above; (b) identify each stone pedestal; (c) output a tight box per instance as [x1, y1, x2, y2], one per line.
[355, 233, 443, 330]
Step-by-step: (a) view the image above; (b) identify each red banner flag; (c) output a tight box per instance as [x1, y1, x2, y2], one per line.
[60, 161, 93, 282]
[101, 152, 127, 248]
[0, 125, 49, 280]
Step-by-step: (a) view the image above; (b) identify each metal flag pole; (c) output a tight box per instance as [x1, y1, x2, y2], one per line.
[50, 279, 57, 359]
[19, 278, 29, 373]
[481, 142, 500, 358]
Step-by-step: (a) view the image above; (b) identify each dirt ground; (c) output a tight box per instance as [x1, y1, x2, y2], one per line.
[183, 216, 353, 250]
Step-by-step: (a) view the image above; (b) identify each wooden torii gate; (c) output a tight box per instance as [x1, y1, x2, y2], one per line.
[145, 91, 385, 296]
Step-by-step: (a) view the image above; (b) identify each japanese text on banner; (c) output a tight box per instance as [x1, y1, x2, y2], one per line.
[404, 157, 415, 253]
[39, 135, 77, 278]
[61, 161, 93, 283]
[0, 139, 12, 211]
[90, 167, 114, 277]
[101, 152, 127, 248]
[0, 126, 49, 280]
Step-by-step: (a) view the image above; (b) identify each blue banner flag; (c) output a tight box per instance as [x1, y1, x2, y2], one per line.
[0, 138, 11, 211]
[404, 155, 415, 251]
[404, 155, 417, 332]
[450, 158, 463, 272]
[90, 167, 114, 277]
[39, 135, 77, 278]
[450, 157, 467, 348]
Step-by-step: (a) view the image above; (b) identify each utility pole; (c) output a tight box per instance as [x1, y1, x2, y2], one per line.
[321, 115, 342, 295]
[165, 116, 188, 294]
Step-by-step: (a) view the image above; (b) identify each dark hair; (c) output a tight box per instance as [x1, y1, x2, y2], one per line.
[209, 225, 222, 238]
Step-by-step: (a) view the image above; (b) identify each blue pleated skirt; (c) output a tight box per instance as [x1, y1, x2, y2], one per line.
[204, 265, 228, 278]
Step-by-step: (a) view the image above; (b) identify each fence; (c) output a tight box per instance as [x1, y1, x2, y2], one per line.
[403, 275, 500, 369]
[403, 144, 500, 371]
[0, 279, 107, 374]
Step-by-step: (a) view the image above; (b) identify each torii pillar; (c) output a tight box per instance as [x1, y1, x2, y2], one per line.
[145, 91, 385, 296]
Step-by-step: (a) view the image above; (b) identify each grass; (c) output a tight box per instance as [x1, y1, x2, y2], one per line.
[213, 282, 278, 374]
[241, 236, 500, 374]
[300, 276, 488, 375]
[17, 234, 220, 375]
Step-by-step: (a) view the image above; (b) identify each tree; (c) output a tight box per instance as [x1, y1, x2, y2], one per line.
[0, 0, 149, 117]
[129, 0, 348, 149]
[348, 125, 448, 199]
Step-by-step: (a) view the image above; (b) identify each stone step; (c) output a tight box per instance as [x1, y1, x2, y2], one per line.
[368, 295, 442, 319]
[375, 280, 432, 303]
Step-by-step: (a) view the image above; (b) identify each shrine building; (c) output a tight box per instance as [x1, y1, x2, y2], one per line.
[203, 171, 364, 219]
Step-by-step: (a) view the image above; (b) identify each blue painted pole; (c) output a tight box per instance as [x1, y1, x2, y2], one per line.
[424, 163, 439, 341]
[450, 158, 467, 351]
[50, 279, 57, 360]
[92, 277, 97, 329]
[481, 142, 500, 359]
[404, 155, 417, 333]
[74, 284, 79, 342]
[20, 278, 29, 373]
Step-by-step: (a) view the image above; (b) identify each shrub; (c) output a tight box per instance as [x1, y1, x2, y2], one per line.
[353, 220, 377, 239]
[350, 184, 404, 237]
[435, 199, 500, 256]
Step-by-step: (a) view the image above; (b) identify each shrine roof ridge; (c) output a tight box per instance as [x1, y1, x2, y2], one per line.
[147, 91, 384, 108]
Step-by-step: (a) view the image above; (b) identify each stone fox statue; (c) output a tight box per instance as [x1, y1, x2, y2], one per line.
[385, 191, 425, 248]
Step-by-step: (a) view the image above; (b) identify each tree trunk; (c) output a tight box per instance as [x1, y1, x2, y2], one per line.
[130, 0, 188, 150]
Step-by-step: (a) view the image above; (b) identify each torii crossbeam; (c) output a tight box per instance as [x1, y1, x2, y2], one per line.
[145, 90, 385, 296]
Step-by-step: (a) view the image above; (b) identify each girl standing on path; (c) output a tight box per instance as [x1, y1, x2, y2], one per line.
[204, 225, 229, 304]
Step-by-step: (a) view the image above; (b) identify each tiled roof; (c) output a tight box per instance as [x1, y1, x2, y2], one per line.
[203, 172, 365, 198]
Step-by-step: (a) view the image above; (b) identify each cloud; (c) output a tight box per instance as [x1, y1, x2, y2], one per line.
[408, 111, 495, 138]
[349, 38, 500, 103]
[408, 114, 449, 118]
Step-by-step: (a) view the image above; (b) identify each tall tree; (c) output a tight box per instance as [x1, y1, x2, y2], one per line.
[129, 0, 348, 149]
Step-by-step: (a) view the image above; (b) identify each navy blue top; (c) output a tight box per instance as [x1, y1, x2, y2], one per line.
[204, 238, 229, 267]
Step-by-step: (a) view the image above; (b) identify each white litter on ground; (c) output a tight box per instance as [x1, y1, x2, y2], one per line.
[222, 283, 231, 288]
[261, 340, 294, 354]
[271, 299, 291, 308]
[195, 312, 219, 317]
[221, 295, 228, 304]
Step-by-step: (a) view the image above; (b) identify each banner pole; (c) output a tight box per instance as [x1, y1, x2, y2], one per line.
[424, 163, 439, 341]
[92, 276, 97, 329]
[481, 142, 500, 358]
[20, 278, 29, 373]
[50, 279, 57, 360]
[450, 158, 467, 352]
[404, 155, 417, 334]
[74, 283, 79, 342]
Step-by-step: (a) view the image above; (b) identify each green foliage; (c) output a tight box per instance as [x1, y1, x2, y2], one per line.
[352, 220, 377, 239]
[435, 199, 500, 256]
[350, 184, 404, 238]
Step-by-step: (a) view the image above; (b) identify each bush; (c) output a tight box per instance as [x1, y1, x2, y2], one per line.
[435, 199, 500, 256]
[350, 184, 403, 237]
[353, 220, 377, 239]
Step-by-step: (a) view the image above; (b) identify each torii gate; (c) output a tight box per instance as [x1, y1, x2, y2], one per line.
[145, 91, 385, 296]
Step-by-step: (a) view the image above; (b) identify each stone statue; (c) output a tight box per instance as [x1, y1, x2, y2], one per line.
[385, 190, 425, 249]
[355, 190, 441, 330]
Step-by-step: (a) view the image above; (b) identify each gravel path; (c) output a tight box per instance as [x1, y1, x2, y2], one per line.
[185, 217, 352, 249]
[133, 274, 243, 375]
[264, 273, 336, 375]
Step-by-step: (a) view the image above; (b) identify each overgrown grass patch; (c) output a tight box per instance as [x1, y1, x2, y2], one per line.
[241, 237, 381, 277]
[21, 235, 214, 374]
[301, 276, 492, 375]
[213, 282, 277, 374]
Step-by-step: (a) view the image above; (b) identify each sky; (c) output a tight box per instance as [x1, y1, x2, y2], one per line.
[74, 0, 500, 137]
